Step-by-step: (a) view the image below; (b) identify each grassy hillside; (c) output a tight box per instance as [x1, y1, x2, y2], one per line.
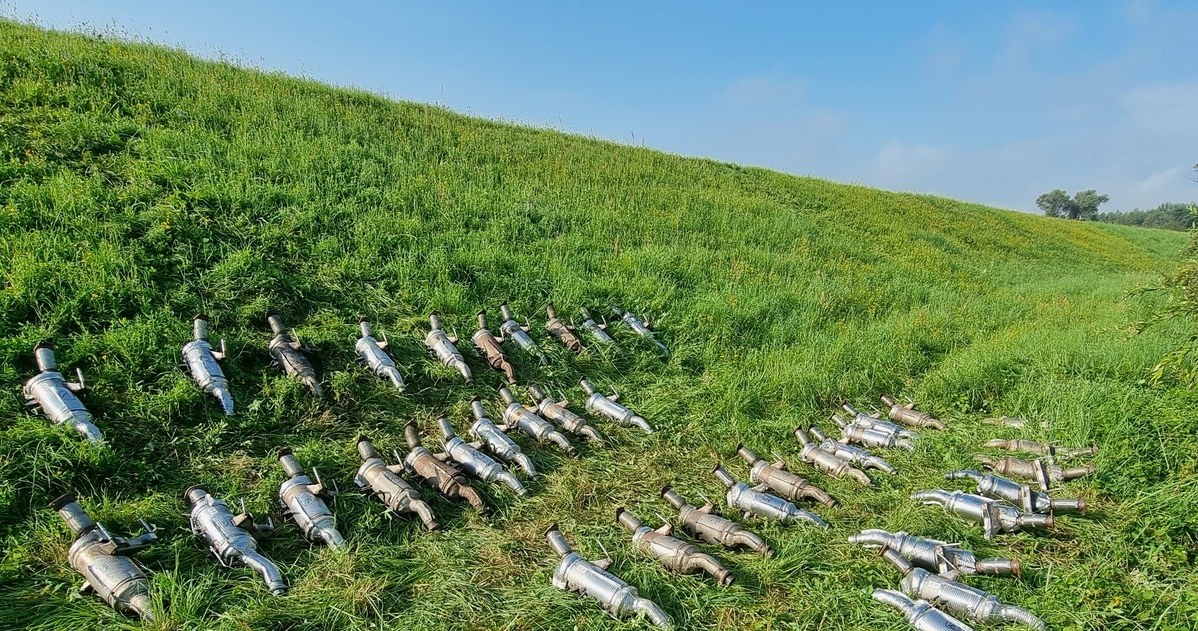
[2, 20, 1196, 631]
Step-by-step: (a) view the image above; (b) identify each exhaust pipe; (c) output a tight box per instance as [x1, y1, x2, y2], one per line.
[712, 464, 829, 528]
[611, 306, 669, 356]
[355, 319, 406, 391]
[24, 343, 103, 442]
[50, 494, 157, 619]
[498, 302, 548, 365]
[403, 422, 489, 514]
[266, 312, 321, 396]
[277, 448, 346, 548]
[871, 589, 973, 631]
[185, 486, 286, 595]
[660, 486, 771, 555]
[545, 524, 673, 628]
[881, 549, 1044, 629]
[545, 302, 586, 353]
[879, 395, 945, 430]
[848, 529, 1019, 578]
[528, 383, 604, 445]
[976, 455, 1095, 489]
[794, 428, 872, 486]
[911, 489, 1053, 539]
[579, 307, 617, 346]
[736, 444, 836, 507]
[469, 397, 538, 476]
[499, 387, 577, 456]
[837, 405, 918, 439]
[353, 435, 439, 530]
[182, 315, 235, 414]
[579, 378, 653, 433]
[616, 507, 733, 585]
[984, 438, 1097, 458]
[808, 427, 897, 474]
[437, 415, 528, 497]
[947, 469, 1084, 514]
[472, 311, 517, 384]
[424, 312, 472, 383]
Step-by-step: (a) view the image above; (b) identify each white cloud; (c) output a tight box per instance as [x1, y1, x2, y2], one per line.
[719, 75, 805, 105]
[844, 6, 1197, 213]
[1003, 7, 1073, 61]
[922, 21, 967, 74]
[926, 40, 966, 74]
[869, 141, 956, 189]
[1118, 81, 1198, 137]
[1124, 167, 1193, 208]
[1122, 0, 1157, 24]
[510, 6, 1196, 215]
[634, 74, 854, 178]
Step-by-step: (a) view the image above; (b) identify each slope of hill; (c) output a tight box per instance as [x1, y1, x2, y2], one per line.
[1, 20, 1196, 630]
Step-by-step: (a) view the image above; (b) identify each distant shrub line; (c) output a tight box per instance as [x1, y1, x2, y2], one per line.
[1043, 164, 1196, 231]
[1096, 203, 1198, 232]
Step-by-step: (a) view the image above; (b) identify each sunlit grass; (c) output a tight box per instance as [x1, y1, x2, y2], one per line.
[1, 18, 1196, 630]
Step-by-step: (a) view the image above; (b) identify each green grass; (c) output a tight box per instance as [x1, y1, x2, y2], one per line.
[2, 19, 1197, 631]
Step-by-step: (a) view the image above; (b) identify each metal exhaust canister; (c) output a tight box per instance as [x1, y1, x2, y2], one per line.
[23, 343, 103, 442]
[50, 494, 157, 619]
[975, 455, 1094, 490]
[499, 386, 577, 457]
[545, 524, 673, 628]
[528, 383, 605, 445]
[611, 305, 669, 356]
[277, 448, 346, 548]
[181, 315, 234, 415]
[579, 307, 617, 346]
[545, 302, 585, 353]
[185, 486, 287, 595]
[848, 529, 1019, 579]
[911, 489, 1054, 539]
[793, 428, 872, 486]
[838, 404, 919, 440]
[355, 318, 406, 391]
[807, 426, 897, 474]
[469, 397, 538, 477]
[735, 444, 837, 507]
[616, 507, 734, 585]
[402, 422, 489, 514]
[424, 312, 472, 383]
[579, 377, 653, 433]
[881, 549, 1044, 629]
[872, 589, 974, 631]
[712, 464, 829, 528]
[947, 469, 1085, 514]
[472, 311, 517, 383]
[660, 486, 771, 555]
[353, 435, 440, 531]
[437, 415, 529, 497]
[498, 302, 548, 366]
[983, 438, 1097, 459]
[266, 311, 321, 396]
[879, 395, 946, 430]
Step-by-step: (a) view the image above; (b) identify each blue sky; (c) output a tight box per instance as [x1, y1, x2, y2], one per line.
[9, 1, 1196, 212]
